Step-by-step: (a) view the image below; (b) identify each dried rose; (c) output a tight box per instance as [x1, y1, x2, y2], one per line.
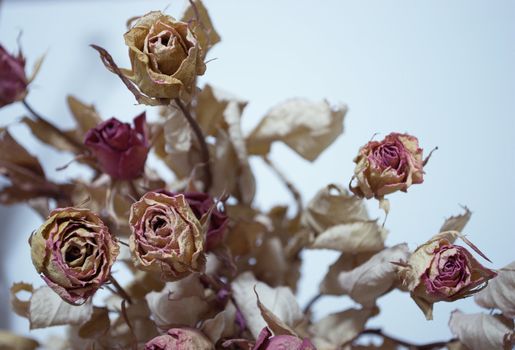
[253, 328, 316, 350]
[129, 192, 206, 280]
[29, 208, 119, 304]
[398, 233, 497, 319]
[350, 132, 424, 199]
[84, 113, 148, 180]
[144, 328, 214, 350]
[158, 190, 228, 251]
[0, 45, 28, 108]
[124, 11, 206, 101]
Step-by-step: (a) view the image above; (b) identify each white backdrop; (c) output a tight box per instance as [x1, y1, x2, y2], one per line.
[0, 0, 514, 345]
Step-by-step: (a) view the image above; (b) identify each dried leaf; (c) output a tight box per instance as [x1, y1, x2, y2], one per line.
[181, 0, 221, 56]
[319, 252, 375, 295]
[10, 282, 33, 318]
[66, 95, 102, 136]
[475, 261, 515, 318]
[28, 286, 93, 329]
[254, 287, 297, 337]
[77, 307, 110, 339]
[337, 244, 410, 306]
[0, 330, 39, 350]
[145, 274, 209, 329]
[440, 207, 472, 234]
[303, 185, 386, 253]
[21, 116, 81, 153]
[310, 307, 378, 348]
[201, 301, 237, 343]
[247, 99, 347, 161]
[231, 272, 303, 339]
[449, 310, 515, 350]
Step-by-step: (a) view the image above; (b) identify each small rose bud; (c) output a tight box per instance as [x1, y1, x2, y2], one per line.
[84, 113, 148, 180]
[157, 190, 228, 251]
[144, 328, 214, 350]
[124, 11, 206, 101]
[253, 328, 316, 350]
[398, 233, 497, 319]
[350, 132, 424, 199]
[129, 192, 206, 281]
[0, 45, 28, 108]
[30, 208, 119, 304]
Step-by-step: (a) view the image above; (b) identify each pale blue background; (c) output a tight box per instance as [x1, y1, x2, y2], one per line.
[0, 0, 514, 345]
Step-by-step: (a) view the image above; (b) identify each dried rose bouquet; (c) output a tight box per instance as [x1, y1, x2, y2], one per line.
[0, 1, 514, 350]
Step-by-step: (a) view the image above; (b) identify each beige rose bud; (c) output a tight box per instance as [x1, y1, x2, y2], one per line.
[124, 11, 206, 101]
[398, 232, 497, 319]
[129, 192, 206, 280]
[351, 132, 424, 199]
[30, 208, 119, 304]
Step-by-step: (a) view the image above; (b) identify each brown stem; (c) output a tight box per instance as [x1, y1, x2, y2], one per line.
[22, 99, 84, 152]
[127, 180, 140, 202]
[351, 328, 456, 350]
[303, 293, 322, 314]
[109, 276, 132, 304]
[174, 98, 212, 192]
[263, 156, 303, 216]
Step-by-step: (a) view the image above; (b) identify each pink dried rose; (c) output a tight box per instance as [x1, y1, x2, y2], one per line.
[29, 208, 119, 304]
[253, 328, 316, 350]
[144, 328, 214, 350]
[350, 132, 424, 199]
[398, 233, 497, 319]
[158, 190, 228, 251]
[0, 45, 28, 108]
[124, 11, 206, 101]
[84, 113, 148, 180]
[129, 192, 206, 281]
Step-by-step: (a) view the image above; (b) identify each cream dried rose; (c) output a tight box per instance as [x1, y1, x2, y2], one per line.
[124, 11, 206, 101]
[398, 232, 497, 319]
[350, 132, 424, 199]
[129, 192, 206, 280]
[30, 208, 119, 304]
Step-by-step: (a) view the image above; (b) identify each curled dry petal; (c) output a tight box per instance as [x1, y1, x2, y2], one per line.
[475, 261, 515, 318]
[129, 192, 206, 281]
[124, 11, 206, 101]
[29, 207, 119, 304]
[144, 327, 214, 350]
[350, 133, 424, 199]
[84, 113, 149, 180]
[0, 45, 28, 108]
[398, 233, 497, 320]
[253, 327, 316, 350]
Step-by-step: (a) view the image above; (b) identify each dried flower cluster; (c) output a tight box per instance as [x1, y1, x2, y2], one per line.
[1, 2, 514, 350]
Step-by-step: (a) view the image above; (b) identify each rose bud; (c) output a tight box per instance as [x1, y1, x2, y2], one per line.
[253, 328, 316, 350]
[84, 113, 148, 180]
[129, 192, 206, 281]
[157, 190, 228, 251]
[29, 207, 119, 304]
[350, 132, 424, 199]
[124, 11, 206, 101]
[0, 45, 28, 108]
[145, 328, 214, 350]
[398, 232, 497, 320]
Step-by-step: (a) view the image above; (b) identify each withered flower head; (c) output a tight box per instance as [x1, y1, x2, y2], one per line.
[84, 113, 148, 180]
[129, 192, 206, 281]
[0, 45, 28, 108]
[144, 328, 214, 350]
[30, 208, 119, 304]
[124, 11, 206, 101]
[398, 232, 497, 319]
[351, 132, 424, 199]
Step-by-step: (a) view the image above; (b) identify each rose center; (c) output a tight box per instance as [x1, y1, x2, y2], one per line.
[65, 245, 82, 263]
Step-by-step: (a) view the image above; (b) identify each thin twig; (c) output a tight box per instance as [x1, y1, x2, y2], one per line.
[263, 156, 303, 216]
[22, 99, 84, 151]
[351, 328, 456, 350]
[174, 98, 212, 192]
[109, 276, 132, 304]
[303, 293, 322, 314]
